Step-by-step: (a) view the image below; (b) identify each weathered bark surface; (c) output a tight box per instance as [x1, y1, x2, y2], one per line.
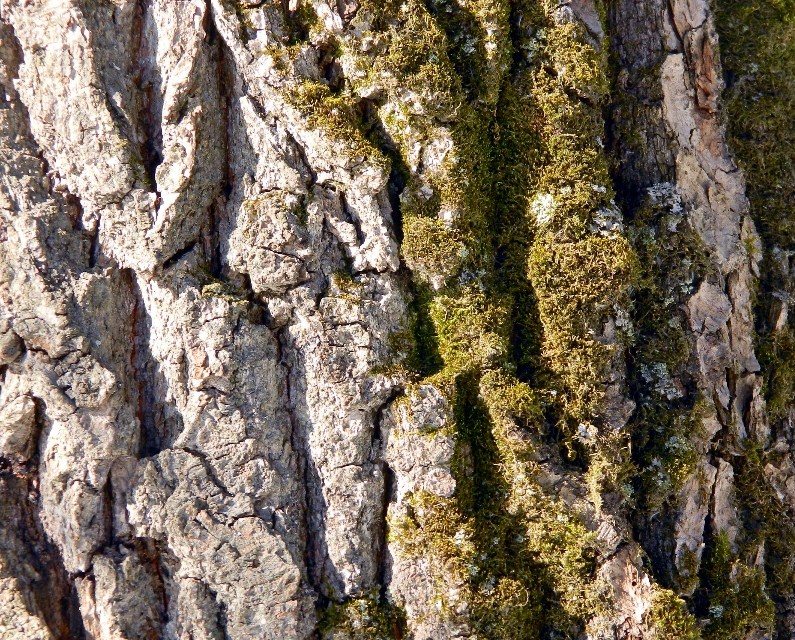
[0, 0, 792, 638]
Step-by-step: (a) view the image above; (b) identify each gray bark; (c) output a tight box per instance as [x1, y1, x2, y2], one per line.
[0, 0, 791, 638]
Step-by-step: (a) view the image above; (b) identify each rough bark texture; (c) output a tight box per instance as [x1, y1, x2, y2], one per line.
[1, 0, 793, 638]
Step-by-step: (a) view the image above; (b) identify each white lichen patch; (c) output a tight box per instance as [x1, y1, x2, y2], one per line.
[530, 192, 556, 226]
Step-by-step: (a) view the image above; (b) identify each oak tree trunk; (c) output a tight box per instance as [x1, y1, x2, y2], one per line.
[1, 0, 793, 638]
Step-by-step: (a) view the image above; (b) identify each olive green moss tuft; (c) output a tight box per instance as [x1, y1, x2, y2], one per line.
[732, 443, 795, 606]
[525, 17, 640, 440]
[699, 532, 775, 640]
[528, 233, 638, 428]
[288, 81, 388, 169]
[400, 217, 466, 285]
[647, 589, 701, 640]
[380, 1, 639, 634]
[318, 592, 406, 639]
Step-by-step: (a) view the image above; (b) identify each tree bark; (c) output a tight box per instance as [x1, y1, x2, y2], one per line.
[0, 0, 792, 638]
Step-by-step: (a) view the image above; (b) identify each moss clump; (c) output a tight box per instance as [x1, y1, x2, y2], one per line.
[429, 288, 510, 374]
[388, 363, 608, 637]
[199, 280, 245, 301]
[318, 592, 406, 639]
[759, 328, 795, 422]
[646, 588, 701, 640]
[389, 489, 544, 636]
[530, 24, 614, 235]
[718, 0, 795, 245]
[382, 2, 635, 635]
[402, 282, 444, 378]
[528, 234, 638, 428]
[288, 81, 389, 169]
[623, 186, 715, 592]
[673, 546, 702, 600]
[192, 265, 247, 302]
[490, 54, 546, 382]
[699, 532, 775, 640]
[351, 0, 499, 283]
[524, 16, 640, 447]
[328, 269, 364, 299]
[423, 0, 511, 107]
[733, 443, 795, 599]
[400, 216, 466, 285]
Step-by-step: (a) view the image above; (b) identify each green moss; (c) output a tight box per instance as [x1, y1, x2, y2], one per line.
[719, 0, 795, 245]
[530, 23, 614, 236]
[733, 442, 795, 598]
[199, 281, 244, 301]
[191, 265, 247, 302]
[625, 187, 715, 524]
[403, 282, 444, 378]
[329, 269, 362, 296]
[288, 80, 388, 169]
[290, 1, 324, 42]
[380, 2, 635, 634]
[647, 589, 701, 640]
[388, 364, 607, 636]
[423, 0, 511, 107]
[717, 4, 795, 625]
[718, 1, 795, 422]
[522, 16, 640, 448]
[318, 592, 406, 639]
[353, 0, 499, 278]
[391, 478, 603, 636]
[700, 532, 775, 640]
[400, 216, 466, 285]
[429, 287, 510, 374]
[528, 233, 638, 428]
[491, 64, 545, 381]
[542, 20, 610, 103]
[673, 546, 702, 598]
[759, 324, 795, 422]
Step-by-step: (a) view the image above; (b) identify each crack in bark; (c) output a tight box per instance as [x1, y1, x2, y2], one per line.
[203, 2, 231, 280]
[126, 269, 161, 457]
[372, 390, 401, 599]
[180, 447, 234, 498]
[161, 240, 197, 269]
[275, 326, 327, 598]
[136, 0, 164, 200]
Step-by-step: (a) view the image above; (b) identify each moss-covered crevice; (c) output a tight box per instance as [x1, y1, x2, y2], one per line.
[372, 0, 645, 635]
[524, 16, 639, 445]
[717, 0, 795, 419]
[247, 0, 691, 634]
[718, 0, 795, 633]
[647, 588, 702, 640]
[690, 530, 775, 640]
[621, 185, 714, 593]
[724, 443, 795, 638]
[317, 592, 407, 639]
